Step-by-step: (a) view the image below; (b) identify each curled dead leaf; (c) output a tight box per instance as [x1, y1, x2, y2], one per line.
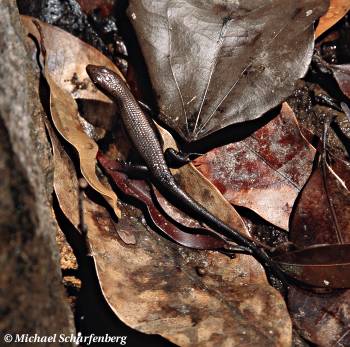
[21, 16, 122, 219]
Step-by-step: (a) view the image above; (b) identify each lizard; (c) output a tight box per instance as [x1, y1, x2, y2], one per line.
[86, 64, 286, 288]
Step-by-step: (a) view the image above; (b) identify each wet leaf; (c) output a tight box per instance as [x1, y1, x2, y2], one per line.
[194, 103, 315, 230]
[288, 286, 350, 347]
[290, 154, 350, 247]
[315, 0, 350, 38]
[128, 0, 328, 141]
[21, 16, 122, 219]
[274, 244, 350, 288]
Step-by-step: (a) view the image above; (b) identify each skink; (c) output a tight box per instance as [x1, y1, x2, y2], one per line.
[86, 65, 285, 286]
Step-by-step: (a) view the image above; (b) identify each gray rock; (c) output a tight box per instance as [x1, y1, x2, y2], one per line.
[0, 1, 75, 345]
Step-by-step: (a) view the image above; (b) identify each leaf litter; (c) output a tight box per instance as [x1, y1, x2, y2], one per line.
[22, 15, 292, 347]
[17, 2, 350, 347]
[128, 0, 329, 141]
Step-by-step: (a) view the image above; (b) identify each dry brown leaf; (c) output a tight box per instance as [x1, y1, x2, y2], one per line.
[315, 0, 350, 38]
[20, 15, 124, 100]
[155, 123, 253, 238]
[51, 135, 292, 346]
[45, 121, 79, 228]
[48, 75, 121, 218]
[21, 16, 121, 219]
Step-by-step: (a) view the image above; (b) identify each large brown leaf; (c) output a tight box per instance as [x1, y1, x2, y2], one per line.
[128, 0, 328, 141]
[194, 103, 315, 230]
[50, 132, 291, 346]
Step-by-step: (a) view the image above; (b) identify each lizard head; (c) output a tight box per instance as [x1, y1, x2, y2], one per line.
[86, 64, 126, 98]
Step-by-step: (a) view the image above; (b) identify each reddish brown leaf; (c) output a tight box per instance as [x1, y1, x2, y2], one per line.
[332, 64, 350, 99]
[194, 103, 315, 230]
[52, 130, 291, 346]
[288, 286, 350, 347]
[288, 149, 350, 345]
[97, 153, 234, 250]
[275, 244, 350, 288]
[290, 155, 350, 247]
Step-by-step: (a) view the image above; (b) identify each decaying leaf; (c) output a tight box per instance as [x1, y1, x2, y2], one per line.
[290, 153, 350, 247]
[315, 0, 350, 38]
[194, 103, 315, 230]
[21, 16, 122, 219]
[287, 138, 350, 345]
[128, 0, 328, 141]
[288, 286, 350, 347]
[274, 244, 350, 288]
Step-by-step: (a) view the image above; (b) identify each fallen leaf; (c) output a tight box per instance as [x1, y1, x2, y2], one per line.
[128, 0, 328, 141]
[194, 103, 315, 230]
[21, 16, 122, 219]
[315, 0, 350, 38]
[54, 144, 292, 346]
[274, 244, 350, 288]
[287, 142, 350, 345]
[331, 64, 350, 98]
[45, 121, 79, 228]
[155, 121, 254, 239]
[288, 286, 350, 347]
[20, 15, 124, 100]
[290, 154, 350, 247]
[97, 153, 232, 250]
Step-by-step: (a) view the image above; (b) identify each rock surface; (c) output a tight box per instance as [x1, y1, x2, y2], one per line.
[0, 1, 75, 344]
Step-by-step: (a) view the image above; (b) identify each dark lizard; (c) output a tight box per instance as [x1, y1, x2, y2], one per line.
[86, 65, 286, 288]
